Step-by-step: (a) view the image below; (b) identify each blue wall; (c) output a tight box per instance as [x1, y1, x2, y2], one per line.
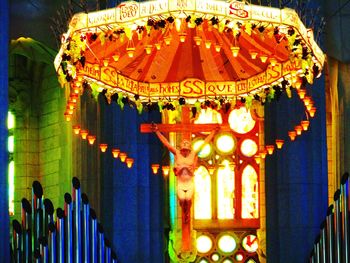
[0, 1, 9, 262]
[265, 76, 328, 262]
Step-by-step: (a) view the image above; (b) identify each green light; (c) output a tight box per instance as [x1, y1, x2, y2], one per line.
[8, 161, 15, 215]
[8, 136, 14, 153]
[7, 112, 15, 129]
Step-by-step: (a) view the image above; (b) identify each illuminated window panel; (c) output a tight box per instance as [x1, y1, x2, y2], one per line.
[215, 134, 235, 155]
[240, 139, 258, 157]
[211, 253, 220, 262]
[228, 107, 255, 134]
[242, 165, 259, 219]
[194, 108, 222, 124]
[196, 235, 213, 254]
[242, 234, 258, 253]
[193, 139, 212, 159]
[8, 161, 14, 216]
[217, 160, 235, 219]
[8, 135, 14, 153]
[217, 234, 237, 254]
[7, 111, 15, 129]
[194, 166, 212, 219]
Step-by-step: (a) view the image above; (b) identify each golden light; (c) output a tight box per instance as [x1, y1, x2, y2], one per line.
[309, 107, 317, 117]
[162, 165, 170, 176]
[72, 125, 81, 135]
[64, 112, 71, 122]
[295, 125, 303, 135]
[269, 57, 277, 66]
[70, 94, 78, 103]
[112, 53, 120, 62]
[215, 44, 221, 52]
[126, 47, 135, 58]
[217, 234, 237, 254]
[254, 155, 260, 164]
[179, 33, 187, 43]
[275, 139, 284, 149]
[99, 143, 108, 152]
[260, 54, 268, 63]
[80, 129, 88, 139]
[196, 235, 213, 254]
[66, 106, 74, 115]
[155, 43, 161, 50]
[266, 145, 275, 155]
[103, 59, 109, 67]
[230, 46, 240, 57]
[151, 164, 160, 174]
[73, 86, 80, 94]
[249, 50, 258, 59]
[145, 45, 152, 54]
[164, 36, 172, 46]
[303, 96, 311, 106]
[67, 100, 76, 110]
[126, 158, 134, 168]
[93, 64, 100, 71]
[295, 78, 302, 89]
[111, 148, 120, 158]
[77, 75, 83, 82]
[301, 120, 310, 131]
[87, 135, 96, 145]
[193, 36, 202, 46]
[216, 134, 235, 154]
[205, 40, 212, 49]
[306, 102, 313, 111]
[208, 166, 215, 175]
[119, 152, 127, 162]
[288, 131, 297, 141]
[297, 89, 306, 99]
[193, 139, 212, 158]
[240, 139, 258, 157]
[259, 150, 267, 159]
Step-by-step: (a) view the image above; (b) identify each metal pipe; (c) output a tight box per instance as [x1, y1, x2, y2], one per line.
[72, 177, 82, 263]
[314, 235, 320, 263]
[320, 220, 327, 263]
[341, 172, 349, 262]
[65, 193, 73, 263]
[82, 193, 90, 263]
[34, 249, 42, 263]
[90, 209, 98, 263]
[98, 223, 105, 263]
[334, 189, 342, 262]
[32, 181, 43, 251]
[40, 237, 49, 263]
[56, 208, 65, 263]
[44, 199, 55, 237]
[48, 222, 56, 263]
[111, 251, 117, 263]
[12, 220, 22, 263]
[105, 239, 111, 263]
[327, 205, 335, 263]
[21, 198, 32, 263]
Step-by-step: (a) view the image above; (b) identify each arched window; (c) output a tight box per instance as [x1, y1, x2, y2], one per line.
[217, 159, 235, 219]
[194, 166, 212, 219]
[242, 165, 258, 219]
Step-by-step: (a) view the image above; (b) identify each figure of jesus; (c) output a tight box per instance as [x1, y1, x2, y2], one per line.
[152, 124, 218, 223]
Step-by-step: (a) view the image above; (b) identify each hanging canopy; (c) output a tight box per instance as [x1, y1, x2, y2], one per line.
[54, 0, 324, 107]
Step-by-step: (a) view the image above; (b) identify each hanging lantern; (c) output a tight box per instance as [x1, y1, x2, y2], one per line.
[77, 75, 83, 82]
[205, 40, 212, 49]
[295, 78, 303, 89]
[288, 131, 297, 141]
[295, 125, 303, 135]
[87, 135, 96, 145]
[80, 130, 89, 139]
[275, 139, 284, 149]
[162, 165, 170, 177]
[297, 89, 306, 99]
[260, 150, 267, 159]
[145, 45, 152, 54]
[111, 148, 120, 158]
[99, 144, 108, 152]
[254, 155, 261, 164]
[112, 53, 120, 62]
[67, 100, 76, 110]
[306, 102, 313, 111]
[301, 120, 310, 131]
[260, 54, 268, 63]
[70, 93, 78, 103]
[155, 43, 161, 50]
[179, 33, 187, 43]
[119, 152, 127, 162]
[93, 64, 100, 71]
[126, 47, 135, 58]
[151, 164, 160, 174]
[303, 96, 311, 106]
[66, 106, 74, 115]
[64, 112, 71, 122]
[309, 107, 317, 117]
[215, 44, 221, 52]
[164, 36, 172, 46]
[230, 46, 240, 57]
[73, 85, 80, 94]
[193, 36, 202, 46]
[126, 158, 134, 168]
[266, 145, 275, 155]
[208, 166, 215, 175]
[103, 59, 109, 67]
[249, 50, 258, 59]
[72, 125, 81, 135]
[269, 57, 277, 66]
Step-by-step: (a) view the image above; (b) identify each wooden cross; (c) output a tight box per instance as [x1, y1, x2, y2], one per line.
[140, 106, 230, 252]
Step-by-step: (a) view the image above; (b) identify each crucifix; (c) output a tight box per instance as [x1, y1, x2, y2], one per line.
[141, 106, 230, 252]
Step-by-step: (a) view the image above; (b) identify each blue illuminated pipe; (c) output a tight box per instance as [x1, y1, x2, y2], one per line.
[105, 239, 111, 263]
[327, 205, 335, 263]
[12, 220, 22, 263]
[334, 190, 342, 262]
[341, 172, 349, 262]
[21, 198, 32, 263]
[56, 208, 65, 263]
[320, 220, 327, 263]
[82, 193, 90, 263]
[40, 237, 49, 263]
[98, 223, 105, 263]
[314, 235, 320, 263]
[48, 222, 56, 263]
[90, 209, 98, 263]
[32, 181, 43, 250]
[111, 251, 117, 263]
[65, 193, 73, 263]
[43, 199, 55, 237]
[34, 249, 42, 263]
[72, 177, 82, 263]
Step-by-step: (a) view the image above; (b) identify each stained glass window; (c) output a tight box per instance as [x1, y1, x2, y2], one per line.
[194, 166, 212, 219]
[217, 160, 235, 219]
[8, 111, 15, 216]
[242, 165, 258, 219]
